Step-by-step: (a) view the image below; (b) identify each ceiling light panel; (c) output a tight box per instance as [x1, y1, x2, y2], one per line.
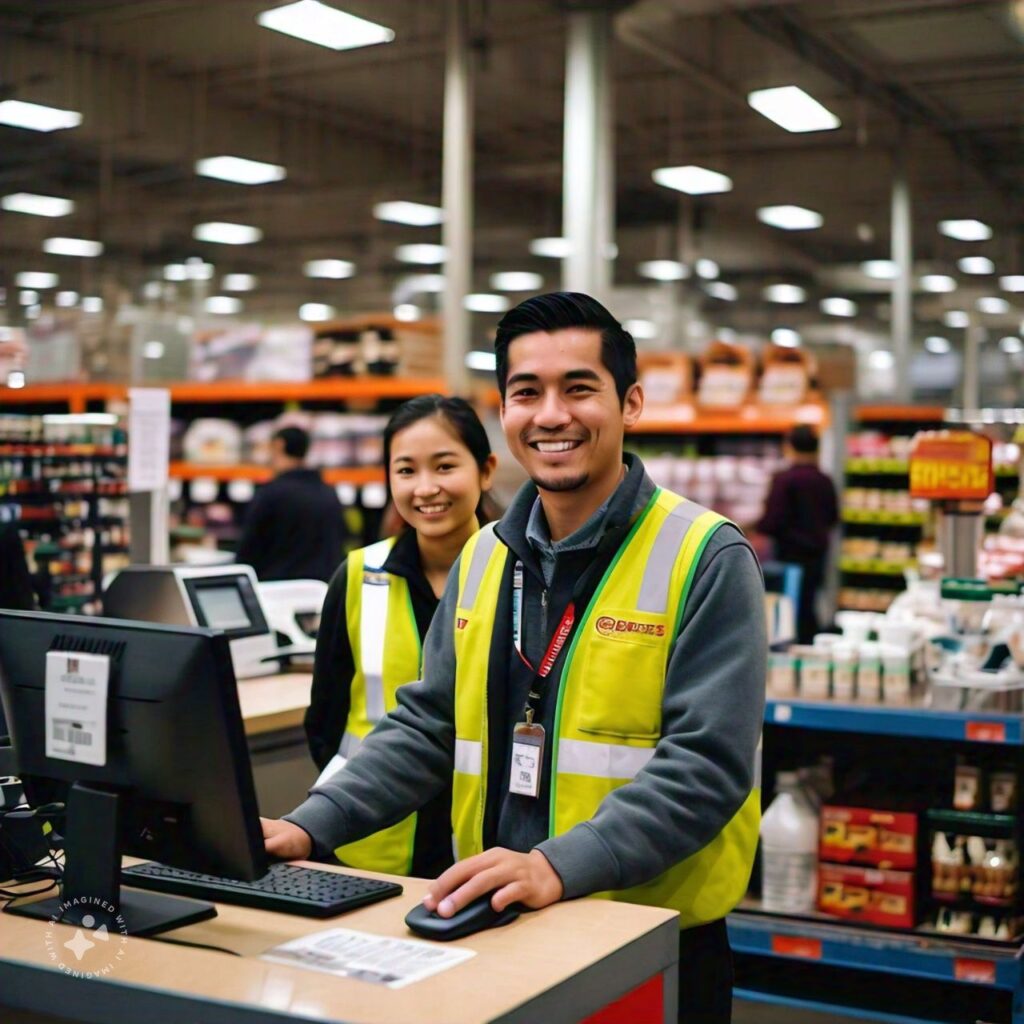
[257, 1, 394, 51]
[43, 237, 103, 258]
[528, 237, 571, 258]
[299, 303, 335, 321]
[959, 256, 995, 275]
[16, 272, 58, 289]
[757, 205, 823, 231]
[193, 222, 262, 245]
[0, 99, 82, 132]
[820, 297, 857, 317]
[747, 86, 840, 133]
[1, 192, 74, 217]
[373, 201, 444, 226]
[490, 272, 543, 291]
[638, 260, 689, 281]
[705, 282, 737, 302]
[304, 259, 355, 279]
[195, 155, 286, 185]
[395, 244, 446, 265]
[920, 274, 956, 293]
[652, 165, 732, 195]
[764, 284, 806, 304]
[463, 293, 510, 313]
[862, 260, 898, 280]
[223, 274, 258, 291]
[939, 219, 992, 242]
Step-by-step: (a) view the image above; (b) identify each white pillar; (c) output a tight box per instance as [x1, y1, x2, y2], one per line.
[890, 153, 913, 402]
[963, 314, 983, 411]
[442, 0, 472, 392]
[562, 9, 613, 300]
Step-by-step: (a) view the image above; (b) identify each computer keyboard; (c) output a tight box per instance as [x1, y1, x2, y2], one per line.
[122, 861, 403, 919]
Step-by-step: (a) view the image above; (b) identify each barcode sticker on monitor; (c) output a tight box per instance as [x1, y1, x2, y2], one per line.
[45, 651, 110, 767]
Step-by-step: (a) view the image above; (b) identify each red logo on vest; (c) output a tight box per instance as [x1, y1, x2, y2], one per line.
[456, 617, 469, 630]
[595, 616, 665, 638]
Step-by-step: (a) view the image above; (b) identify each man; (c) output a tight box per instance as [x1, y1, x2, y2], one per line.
[757, 424, 838, 643]
[235, 426, 347, 582]
[263, 293, 765, 1022]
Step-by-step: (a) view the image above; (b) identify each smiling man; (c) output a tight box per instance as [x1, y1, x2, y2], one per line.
[263, 292, 766, 1023]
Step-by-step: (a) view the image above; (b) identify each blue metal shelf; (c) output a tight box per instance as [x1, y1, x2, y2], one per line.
[734, 987, 954, 1024]
[728, 910, 1022, 990]
[765, 699, 1024, 745]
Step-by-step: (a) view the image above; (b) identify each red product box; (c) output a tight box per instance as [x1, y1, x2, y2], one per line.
[820, 805, 917, 870]
[817, 864, 915, 929]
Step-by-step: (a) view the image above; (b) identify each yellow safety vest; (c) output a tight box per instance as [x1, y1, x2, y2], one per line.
[333, 537, 423, 874]
[451, 488, 761, 928]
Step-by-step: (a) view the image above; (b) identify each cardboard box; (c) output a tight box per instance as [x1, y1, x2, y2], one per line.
[818, 863, 915, 929]
[820, 805, 917, 870]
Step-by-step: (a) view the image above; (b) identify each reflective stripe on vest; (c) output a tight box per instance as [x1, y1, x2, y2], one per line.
[452, 491, 761, 926]
[333, 538, 422, 875]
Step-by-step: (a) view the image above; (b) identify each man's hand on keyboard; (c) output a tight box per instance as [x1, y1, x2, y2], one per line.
[261, 817, 313, 859]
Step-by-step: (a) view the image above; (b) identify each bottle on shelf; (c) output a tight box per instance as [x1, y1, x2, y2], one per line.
[760, 771, 820, 914]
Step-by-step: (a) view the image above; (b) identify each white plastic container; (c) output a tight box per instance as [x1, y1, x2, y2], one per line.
[880, 643, 912, 704]
[832, 643, 858, 702]
[760, 771, 820, 914]
[857, 642, 882, 703]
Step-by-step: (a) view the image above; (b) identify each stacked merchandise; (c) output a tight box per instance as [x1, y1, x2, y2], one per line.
[0, 414, 130, 614]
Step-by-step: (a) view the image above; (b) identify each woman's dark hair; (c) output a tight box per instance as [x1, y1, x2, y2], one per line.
[383, 394, 500, 523]
[494, 291, 637, 405]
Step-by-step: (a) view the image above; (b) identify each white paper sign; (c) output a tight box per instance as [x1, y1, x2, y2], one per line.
[262, 927, 476, 989]
[127, 387, 171, 492]
[45, 651, 110, 766]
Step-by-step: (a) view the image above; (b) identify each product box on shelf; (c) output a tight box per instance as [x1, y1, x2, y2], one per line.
[820, 806, 917, 870]
[817, 863, 915, 928]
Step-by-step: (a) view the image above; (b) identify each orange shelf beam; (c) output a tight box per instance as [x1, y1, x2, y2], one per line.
[169, 462, 384, 485]
[856, 405, 946, 423]
[629, 402, 829, 434]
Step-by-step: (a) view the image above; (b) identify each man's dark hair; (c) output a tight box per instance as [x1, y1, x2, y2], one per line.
[274, 425, 310, 459]
[788, 424, 819, 455]
[493, 291, 637, 405]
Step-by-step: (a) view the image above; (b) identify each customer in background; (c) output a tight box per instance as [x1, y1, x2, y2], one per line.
[235, 426, 347, 582]
[757, 424, 838, 643]
[265, 292, 765, 1023]
[304, 395, 497, 877]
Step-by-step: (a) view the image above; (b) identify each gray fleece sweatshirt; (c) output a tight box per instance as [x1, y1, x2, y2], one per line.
[286, 454, 766, 901]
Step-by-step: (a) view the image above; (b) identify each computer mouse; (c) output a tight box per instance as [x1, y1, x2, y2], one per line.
[405, 891, 521, 941]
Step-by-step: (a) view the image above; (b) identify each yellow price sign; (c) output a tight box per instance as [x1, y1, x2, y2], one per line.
[908, 430, 993, 501]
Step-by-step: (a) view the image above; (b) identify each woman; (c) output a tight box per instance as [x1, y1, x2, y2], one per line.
[304, 395, 497, 877]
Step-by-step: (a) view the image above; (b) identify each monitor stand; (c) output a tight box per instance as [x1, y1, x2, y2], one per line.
[5, 781, 216, 937]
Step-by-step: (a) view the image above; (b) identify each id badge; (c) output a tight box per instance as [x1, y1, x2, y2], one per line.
[509, 722, 546, 798]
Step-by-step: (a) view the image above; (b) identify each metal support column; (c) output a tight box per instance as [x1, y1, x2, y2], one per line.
[562, 8, 613, 299]
[442, 0, 472, 392]
[963, 315, 983, 412]
[891, 149, 913, 402]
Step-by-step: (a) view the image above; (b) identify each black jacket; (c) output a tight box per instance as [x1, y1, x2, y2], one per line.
[304, 528, 453, 877]
[235, 468, 347, 582]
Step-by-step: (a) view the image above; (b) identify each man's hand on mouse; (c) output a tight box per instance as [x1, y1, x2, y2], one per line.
[424, 847, 564, 917]
[261, 817, 313, 859]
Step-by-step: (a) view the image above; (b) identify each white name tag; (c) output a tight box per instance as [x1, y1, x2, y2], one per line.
[509, 722, 545, 798]
[45, 651, 110, 767]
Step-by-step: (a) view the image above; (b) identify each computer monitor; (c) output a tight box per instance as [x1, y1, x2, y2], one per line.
[0, 609, 267, 936]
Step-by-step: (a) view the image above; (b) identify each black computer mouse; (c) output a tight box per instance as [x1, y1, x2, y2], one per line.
[405, 891, 521, 941]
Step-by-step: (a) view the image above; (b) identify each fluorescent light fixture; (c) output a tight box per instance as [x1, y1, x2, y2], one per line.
[862, 259, 898, 280]
[55, 290, 78, 307]
[393, 304, 420, 322]
[0, 99, 82, 132]
[257, 1, 394, 51]
[1000, 275, 1024, 292]
[464, 293, 510, 314]
[920, 274, 956, 293]
[943, 310, 969, 328]
[939, 219, 992, 242]
[747, 86, 840, 133]
[205, 295, 242, 315]
[638, 260, 689, 282]
[299, 302, 335, 322]
[978, 296, 1010, 314]
[223, 273, 257, 291]
[757, 204, 823, 231]
[529, 237, 571, 258]
[868, 350, 895, 371]
[763, 283, 806, 304]
[925, 336, 951, 354]
[623, 319, 657, 340]
[185, 259, 215, 280]
[1000, 336, 1023, 354]
[81, 296, 103, 313]
[696, 258, 720, 280]
[16, 272, 58, 289]
[820, 297, 857, 317]
[958, 256, 994, 275]
[143, 341, 166, 360]
[195, 155, 285, 185]
[142, 282, 163, 300]
[490, 271, 543, 291]
[1, 192, 74, 217]
[652, 165, 732, 195]
[402, 273, 445, 294]
[465, 350, 497, 372]
[395, 244, 446, 265]
[373, 201, 443, 226]
[43, 237, 103, 258]
[164, 264, 187, 281]
[193, 221, 262, 245]
[771, 328, 801, 347]
[18, 291, 38, 306]
[304, 259, 355, 279]
[705, 282, 737, 302]
[6, 370, 26, 389]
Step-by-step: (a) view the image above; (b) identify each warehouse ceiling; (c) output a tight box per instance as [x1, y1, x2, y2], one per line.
[0, 0, 1021, 343]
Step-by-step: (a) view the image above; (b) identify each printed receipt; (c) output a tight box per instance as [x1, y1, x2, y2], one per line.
[262, 928, 475, 989]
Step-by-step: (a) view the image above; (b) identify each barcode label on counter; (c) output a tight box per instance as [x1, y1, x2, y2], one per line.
[45, 651, 109, 767]
[52, 722, 93, 746]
